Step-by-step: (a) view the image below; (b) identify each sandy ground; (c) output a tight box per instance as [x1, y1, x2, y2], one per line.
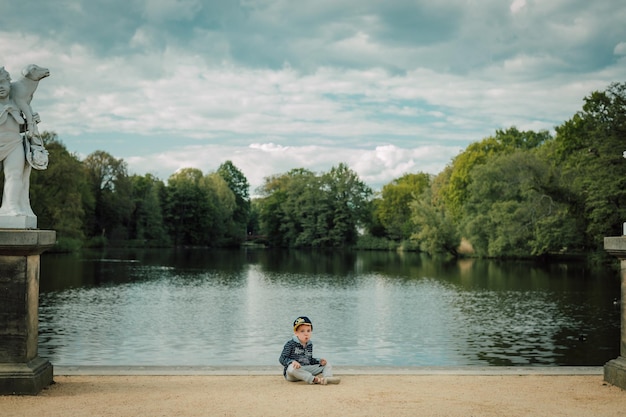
[1, 373, 625, 417]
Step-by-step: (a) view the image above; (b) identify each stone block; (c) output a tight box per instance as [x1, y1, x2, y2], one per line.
[604, 357, 626, 391]
[0, 230, 56, 395]
[0, 357, 53, 395]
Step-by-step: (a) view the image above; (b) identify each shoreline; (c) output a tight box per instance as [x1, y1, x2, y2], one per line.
[54, 364, 605, 376]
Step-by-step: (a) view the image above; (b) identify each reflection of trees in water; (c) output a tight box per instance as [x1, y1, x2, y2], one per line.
[38, 248, 620, 366]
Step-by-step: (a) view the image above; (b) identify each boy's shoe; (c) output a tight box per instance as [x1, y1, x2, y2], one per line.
[313, 376, 326, 385]
[313, 376, 341, 385]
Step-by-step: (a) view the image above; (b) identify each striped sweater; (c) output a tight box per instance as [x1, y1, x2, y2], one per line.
[279, 336, 321, 376]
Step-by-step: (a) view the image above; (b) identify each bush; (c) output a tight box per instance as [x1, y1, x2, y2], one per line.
[84, 235, 108, 248]
[52, 237, 83, 253]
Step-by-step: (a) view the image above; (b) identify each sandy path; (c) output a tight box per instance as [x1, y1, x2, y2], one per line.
[2, 374, 625, 417]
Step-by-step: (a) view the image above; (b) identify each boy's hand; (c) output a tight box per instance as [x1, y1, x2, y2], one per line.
[292, 361, 301, 369]
[320, 359, 327, 366]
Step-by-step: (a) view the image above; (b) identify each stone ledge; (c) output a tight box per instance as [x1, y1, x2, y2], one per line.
[604, 236, 626, 256]
[0, 229, 56, 255]
[54, 365, 604, 376]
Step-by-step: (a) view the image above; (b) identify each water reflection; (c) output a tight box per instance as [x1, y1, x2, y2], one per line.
[38, 249, 620, 367]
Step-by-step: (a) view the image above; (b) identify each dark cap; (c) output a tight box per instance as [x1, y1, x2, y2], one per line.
[293, 316, 313, 331]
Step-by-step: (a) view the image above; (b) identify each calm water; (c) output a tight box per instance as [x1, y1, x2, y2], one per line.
[38, 248, 621, 367]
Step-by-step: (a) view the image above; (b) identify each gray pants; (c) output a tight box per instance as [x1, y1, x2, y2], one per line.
[285, 363, 334, 384]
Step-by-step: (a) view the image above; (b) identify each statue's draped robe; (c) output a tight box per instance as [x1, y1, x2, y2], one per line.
[0, 103, 24, 158]
[0, 102, 32, 216]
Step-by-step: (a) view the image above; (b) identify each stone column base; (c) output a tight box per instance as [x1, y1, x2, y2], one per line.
[604, 357, 626, 390]
[0, 357, 53, 395]
[0, 229, 56, 395]
[0, 215, 37, 229]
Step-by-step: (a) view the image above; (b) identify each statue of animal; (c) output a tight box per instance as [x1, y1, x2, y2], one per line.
[10, 64, 50, 138]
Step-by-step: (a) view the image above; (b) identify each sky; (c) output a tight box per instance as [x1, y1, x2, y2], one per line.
[1, 0, 625, 195]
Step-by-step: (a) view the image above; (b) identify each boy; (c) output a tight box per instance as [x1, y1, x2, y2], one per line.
[279, 316, 340, 385]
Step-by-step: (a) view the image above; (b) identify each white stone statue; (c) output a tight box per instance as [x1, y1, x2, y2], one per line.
[0, 65, 50, 228]
[11, 65, 50, 139]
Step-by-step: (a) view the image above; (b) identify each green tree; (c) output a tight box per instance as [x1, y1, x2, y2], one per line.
[29, 132, 91, 247]
[258, 164, 372, 247]
[217, 160, 250, 245]
[291, 172, 326, 247]
[410, 187, 460, 256]
[440, 127, 551, 220]
[319, 163, 372, 246]
[163, 168, 213, 246]
[202, 172, 236, 245]
[247, 199, 261, 236]
[552, 82, 626, 249]
[129, 174, 170, 246]
[82, 150, 133, 241]
[364, 197, 387, 238]
[376, 172, 431, 240]
[258, 168, 318, 247]
[257, 174, 287, 247]
[461, 151, 580, 257]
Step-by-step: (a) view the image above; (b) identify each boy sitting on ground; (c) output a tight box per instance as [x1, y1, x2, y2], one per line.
[279, 316, 340, 385]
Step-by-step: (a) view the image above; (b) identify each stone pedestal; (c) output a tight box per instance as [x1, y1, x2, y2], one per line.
[603, 236, 626, 390]
[0, 215, 37, 230]
[0, 229, 56, 395]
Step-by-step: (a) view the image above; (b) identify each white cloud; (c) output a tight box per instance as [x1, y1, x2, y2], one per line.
[126, 142, 462, 196]
[510, 0, 526, 14]
[2, 0, 625, 195]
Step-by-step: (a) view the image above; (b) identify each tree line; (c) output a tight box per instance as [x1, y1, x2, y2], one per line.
[28, 146, 252, 251]
[25, 82, 626, 257]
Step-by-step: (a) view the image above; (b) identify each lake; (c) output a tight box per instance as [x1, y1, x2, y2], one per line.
[38, 248, 621, 367]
